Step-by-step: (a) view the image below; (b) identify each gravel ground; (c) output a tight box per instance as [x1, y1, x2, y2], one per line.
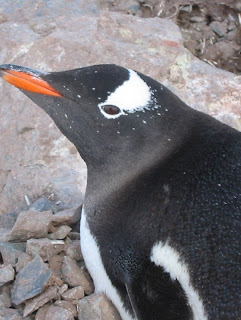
[103, 0, 241, 74]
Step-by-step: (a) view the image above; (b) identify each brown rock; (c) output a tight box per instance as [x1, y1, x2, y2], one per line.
[45, 305, 74, 320]
[61, 286, 84, 301]
[11, 255, 51, 305]
[61, 256, 94, 294]
[51, 205, 82, 226]
[9, 210, 53, 242]
[47, 272, 64, 288]
[58, 284, 68, 295]
[77, 293, 122, 320]
[48, 253, 65, 276]
[48, 225, 72, 240]
[0, 265, 15, 286]
[65, 239, 82, 261]
[26, 238, 65, 261]
[23, 286, 58, 316]
[55, 300, 77, 317]
[0, 286, 11, 308]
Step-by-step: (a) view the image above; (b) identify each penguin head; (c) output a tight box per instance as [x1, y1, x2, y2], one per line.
[0, 64, 192, 173]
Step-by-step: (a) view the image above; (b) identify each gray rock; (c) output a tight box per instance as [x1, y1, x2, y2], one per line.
[210, 21, 227, 37]
[68, 232, 80, 240]
[0, 265, 15, 286]
[30, 198, 53, 212]
[11, 255, 51, 305]
[0, 229, 11, 243]
[0, 242, 26, 266]
[9, 210, 53, 242]
[77, 293, 122, 320]
[0, 286, 11, 308]
[0, 307, 31, 320]
[0, 0, 100, 21]
[0, 212, 18, 229]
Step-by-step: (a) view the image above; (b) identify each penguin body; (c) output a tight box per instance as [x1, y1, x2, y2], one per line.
[0, 64, 240, 320]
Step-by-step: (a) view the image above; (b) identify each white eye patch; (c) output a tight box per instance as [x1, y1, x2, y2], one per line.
[98, 69, 152, 119]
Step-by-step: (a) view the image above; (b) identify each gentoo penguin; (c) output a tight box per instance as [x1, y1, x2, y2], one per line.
[0, 64, 240, 320]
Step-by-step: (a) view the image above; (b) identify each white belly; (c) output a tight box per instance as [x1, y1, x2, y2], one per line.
[80, 209, 135, 320]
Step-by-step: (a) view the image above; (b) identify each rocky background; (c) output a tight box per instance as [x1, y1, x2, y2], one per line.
[0, 0, 240, 319]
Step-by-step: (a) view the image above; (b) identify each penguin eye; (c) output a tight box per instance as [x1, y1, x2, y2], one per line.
[101, 105, 121, 115]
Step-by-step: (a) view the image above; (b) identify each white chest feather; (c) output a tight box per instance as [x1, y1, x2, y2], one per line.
[80, 209, 135, 320]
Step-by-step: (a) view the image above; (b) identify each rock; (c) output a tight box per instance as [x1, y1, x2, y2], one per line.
[29, 17, 57, 37]
[210, 21, 227, 37]
[234, 0, 241, 11]
[0, 0, 100, 21]
[51, 205, 82, 226]
[23, 286, 58, 316]
[54, 300, 77, 318]
[26, 238, 65, 261]
[48, 253, 65, 276]
[15, 252, 33, 272]
[11, 255, 51, 305]
[30, 198, 53, 212]
[61, 256, 94, 294]
[65, 240, 82, 261]
[48, 225, 72, 240]
[0, 228, 11, 242]
[61, 286, 85, 301]
[59, 284, 68, 295]
[0, 307, 31, 320]
[189, 16, 206, 23]
[35, 304, 50, 320]
[0, 212, 18, 229]
[0, 286, 11, 308]
[9, 210, 53, 242]
[49, 274, 64, 289]
[107, 0, 141, 15]
[0, 242, 26, 266]
[68, 232, 80, 240]
[45, 305, 74, 320]
[0, 265, 15, 286]
[77, 293, 122, 320]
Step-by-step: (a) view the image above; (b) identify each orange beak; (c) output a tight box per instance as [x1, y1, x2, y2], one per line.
[0, 64, 63, 97]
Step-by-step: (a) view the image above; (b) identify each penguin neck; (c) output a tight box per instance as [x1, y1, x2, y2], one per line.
[83, 116, 194, 203]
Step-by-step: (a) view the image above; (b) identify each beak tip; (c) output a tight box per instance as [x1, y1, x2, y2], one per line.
[0, 64, 62, 97]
